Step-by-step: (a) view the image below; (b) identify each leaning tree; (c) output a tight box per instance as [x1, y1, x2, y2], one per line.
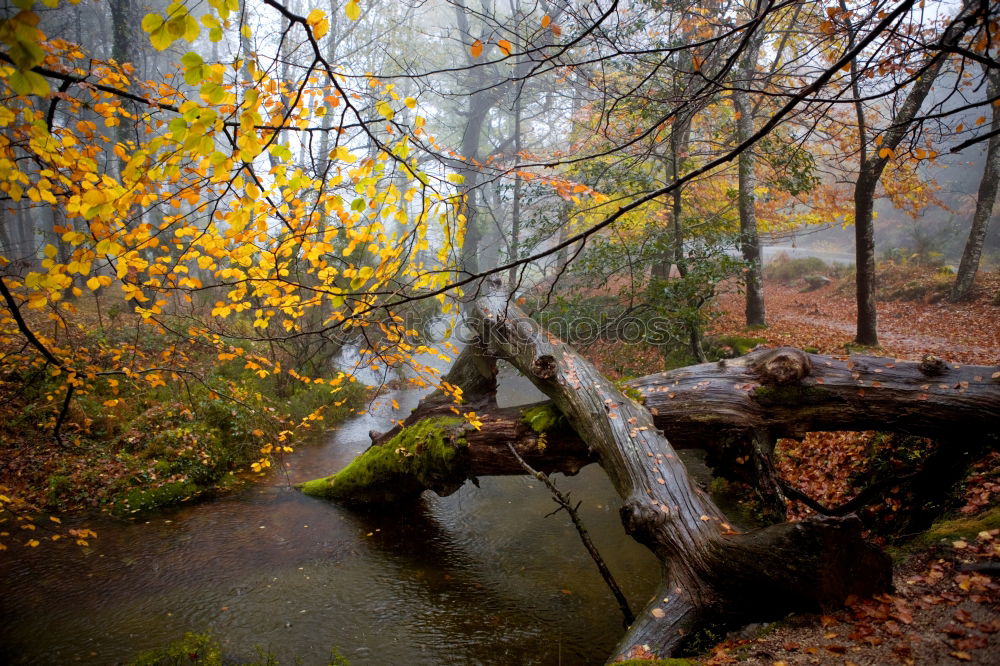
[300, 281, 1000, 661]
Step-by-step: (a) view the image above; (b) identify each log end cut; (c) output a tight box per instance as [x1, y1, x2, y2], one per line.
[750, 347, 813, 386]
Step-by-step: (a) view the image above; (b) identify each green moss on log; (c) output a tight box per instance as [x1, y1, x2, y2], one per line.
[613, 379, 646, 404]
[298, 416, 468, 504]
[520, 404, 563, 433]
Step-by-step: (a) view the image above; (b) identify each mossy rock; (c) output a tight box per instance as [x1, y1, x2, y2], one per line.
[299, 416, 469, 504]
[912, 506, 1000, 547]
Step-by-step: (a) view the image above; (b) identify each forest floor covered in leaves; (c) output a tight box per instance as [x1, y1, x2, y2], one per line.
[576, 264, 998, 664]
[713, 269, 1000, 366]
[686, 268, 1000, 665]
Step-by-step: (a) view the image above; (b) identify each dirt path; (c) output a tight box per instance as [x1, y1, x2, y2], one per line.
[715, 281, 1000, 365]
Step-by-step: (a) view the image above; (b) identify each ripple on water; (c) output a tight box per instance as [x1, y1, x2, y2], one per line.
[0, 387, 659, 665]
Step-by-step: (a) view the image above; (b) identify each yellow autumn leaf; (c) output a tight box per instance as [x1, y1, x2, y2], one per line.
[141, 13, 163, 33]
[306, 8, 329, 38]
[404, 97, 416, 109]
[345, 1, 361, 21]
[306, 8, 325, 25]
[86, 276, 101, 291]
[375, 99, 394, 120]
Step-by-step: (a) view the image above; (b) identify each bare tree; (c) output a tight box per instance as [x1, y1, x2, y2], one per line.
[951, 65, 1000, 301]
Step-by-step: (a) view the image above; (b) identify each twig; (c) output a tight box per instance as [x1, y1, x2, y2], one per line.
[0, 276, 75, 446]
[778, 470, 921, 517]
[53, 383, 74, 447]
[507, 443, 634, 627]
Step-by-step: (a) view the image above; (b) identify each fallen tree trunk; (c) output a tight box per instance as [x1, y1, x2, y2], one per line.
[632, 348, 1000, 446]
[303, 283, 956, 660]
[301, 344, 999, 507]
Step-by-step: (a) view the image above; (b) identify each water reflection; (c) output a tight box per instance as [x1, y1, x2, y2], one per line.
[0, 380, 659, 665]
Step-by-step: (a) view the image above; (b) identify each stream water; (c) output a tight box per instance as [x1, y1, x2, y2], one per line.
[0, 371, 660, 665]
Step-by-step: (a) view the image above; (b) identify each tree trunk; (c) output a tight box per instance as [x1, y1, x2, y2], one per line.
[734, 11, 767, 328]
[301, 287, 922, 661]
[508, 90, 522, 289]
[669, 113, 692, 276]
[951, 67, 1000, 302]
[845, 0, 975, 345]
[453, 2, 498, 276]
[854, 167, 880, 346]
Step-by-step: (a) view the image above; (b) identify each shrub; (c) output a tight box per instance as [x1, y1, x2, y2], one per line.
[764, 254, 831, 284]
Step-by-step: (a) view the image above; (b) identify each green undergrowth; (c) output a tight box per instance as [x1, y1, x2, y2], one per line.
[128, 631, 351, 665]
[875, 261, 955, 303]
[299, 416, 468, 503]
[661, 334, 769, 370]
[1, 318, 366, 517]
[130, 632, 224, 666]
[765, 254, 850, 285]
[708, 334, 767, 358]
[99, 376, 364, 516]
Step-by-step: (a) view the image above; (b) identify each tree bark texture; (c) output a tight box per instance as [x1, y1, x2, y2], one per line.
[734, 9, 767, 328]
[295, 286, 999, 660]
[470, 286, 891, 659]
[952, 66, 1000, 302]
[351, 346, 1000, 481]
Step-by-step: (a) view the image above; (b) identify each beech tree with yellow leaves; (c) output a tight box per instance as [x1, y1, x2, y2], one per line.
[1, 1, 999, 663]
